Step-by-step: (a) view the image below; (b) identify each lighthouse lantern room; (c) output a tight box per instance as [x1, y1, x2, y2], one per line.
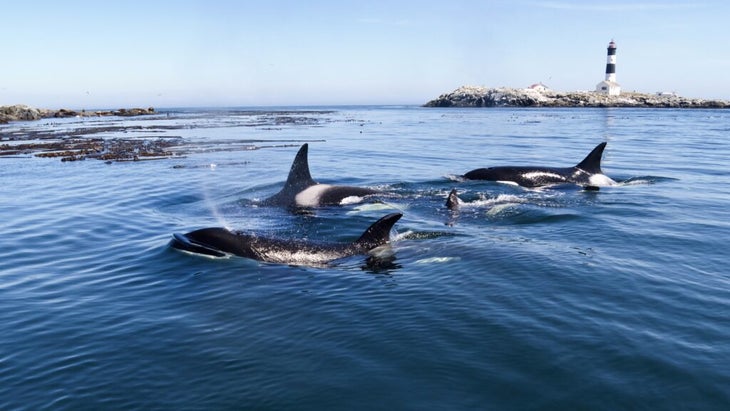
[596, 40, 621, 96]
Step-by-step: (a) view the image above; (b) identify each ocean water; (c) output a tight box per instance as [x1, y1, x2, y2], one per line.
[1, 106, 728, 410]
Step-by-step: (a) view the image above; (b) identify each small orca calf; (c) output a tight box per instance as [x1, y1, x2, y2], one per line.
[263, 144, 379, 208]
[171, 213, 402, 266]
[445, 188, 462, 211]
[462, 142, 615, 188]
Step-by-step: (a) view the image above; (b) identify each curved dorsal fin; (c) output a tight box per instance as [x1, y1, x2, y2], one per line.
[575, 142, 607, 174]
[264, 144, 317, 205]
[354, 213, 402, 250]
[284, 143, 317, 190]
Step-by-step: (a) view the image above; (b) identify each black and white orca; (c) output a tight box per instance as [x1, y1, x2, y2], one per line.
[263, 144, 379, 208]
[171, 212, 402, 266]
[462, 142, 615, 188]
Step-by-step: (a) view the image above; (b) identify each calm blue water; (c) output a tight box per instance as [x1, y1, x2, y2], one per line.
[1, 106, 729, 410]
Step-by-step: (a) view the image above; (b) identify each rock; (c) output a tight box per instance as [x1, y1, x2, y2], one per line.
[0, 105, 156, 123]
[113, 107, 155, 116]
[424, 86, 730, 109]
[0, 104, 50, 123]
[54, 109, 79, 118]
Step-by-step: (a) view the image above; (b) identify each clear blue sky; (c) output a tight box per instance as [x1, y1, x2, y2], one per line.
[2, 0, 728, 108]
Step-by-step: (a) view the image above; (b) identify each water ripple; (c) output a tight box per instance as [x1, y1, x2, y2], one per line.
[1, 107, 729, 409]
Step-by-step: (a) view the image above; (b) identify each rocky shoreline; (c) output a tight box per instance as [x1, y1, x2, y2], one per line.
[1, 104, 156, 124]
[424, 86, 730, 108]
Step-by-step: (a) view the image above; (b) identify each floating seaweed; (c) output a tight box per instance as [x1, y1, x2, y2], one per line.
[0, 109, 349, 163]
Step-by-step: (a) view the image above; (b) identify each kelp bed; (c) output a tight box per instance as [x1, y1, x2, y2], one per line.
[0, 110, 340, 163]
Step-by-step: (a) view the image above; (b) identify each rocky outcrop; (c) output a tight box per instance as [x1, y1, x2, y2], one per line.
[424, 86, 730, 108]
[1, 105, 156, 124]
[52, 107, 156, 118]
[0, 105, 54, 123]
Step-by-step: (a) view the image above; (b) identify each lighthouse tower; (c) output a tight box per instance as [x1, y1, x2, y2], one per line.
[595, 40, 621, 95]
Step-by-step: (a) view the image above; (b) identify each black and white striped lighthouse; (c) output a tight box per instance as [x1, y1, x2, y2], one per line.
[605, 40, 617, 82]
[596, 39, 621, 95]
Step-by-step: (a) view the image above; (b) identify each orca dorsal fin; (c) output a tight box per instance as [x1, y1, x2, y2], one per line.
[575, 142, 607, 174]
[284, 143, 317, 190]
[265, 144, 318, 205]
[446, 189, 461, 210]
[354, 213, 402, 250]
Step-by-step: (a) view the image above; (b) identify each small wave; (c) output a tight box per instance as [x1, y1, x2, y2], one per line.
[444, 174, 466, 182]
[396, 230, 454, 241]
[368, 244, 397, 259]
[394, 230, 414, 241]
[619, 176, 677, 186]
[453, 193, 527, 211]
[481, 194, 526, 206]
[486, 203, 521, 216]
[346, 202, 404, 215]
[414, 256, 461, 264]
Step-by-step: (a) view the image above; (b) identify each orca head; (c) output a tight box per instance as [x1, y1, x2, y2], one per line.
[462, 167, 495, 181]
[171, 227, 239, 257]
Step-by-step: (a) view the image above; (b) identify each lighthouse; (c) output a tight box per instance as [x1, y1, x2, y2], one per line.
[595, 40, 621, 96]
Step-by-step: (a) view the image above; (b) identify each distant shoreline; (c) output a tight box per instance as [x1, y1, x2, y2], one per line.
[424, 86, 730, 108]
[1, 105, 156, 124]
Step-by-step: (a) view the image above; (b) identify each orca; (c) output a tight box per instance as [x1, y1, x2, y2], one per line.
[462, 142, 615, 188]
[263, 144, 379, 208]
[445, 188, 462, 211]
[171, 212, 402, 266]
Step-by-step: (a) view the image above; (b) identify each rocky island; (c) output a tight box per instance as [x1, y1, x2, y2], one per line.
[1, 104, 156, 124]
[424, 86, 730, 108]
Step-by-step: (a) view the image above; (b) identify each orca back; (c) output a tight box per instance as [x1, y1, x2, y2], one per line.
[171, 213, 403, 265]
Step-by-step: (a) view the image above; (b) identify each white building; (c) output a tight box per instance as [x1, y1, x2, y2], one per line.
[528, 82, 550, 93]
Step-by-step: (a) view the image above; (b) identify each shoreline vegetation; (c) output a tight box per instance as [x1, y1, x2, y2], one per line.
[424, 86, 730, 108]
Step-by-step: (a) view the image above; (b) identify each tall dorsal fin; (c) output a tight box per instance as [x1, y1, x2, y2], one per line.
[354, 213, 402, 250]
[283, 143, 317, 190]
[575, 142, 607, 174]
[265, 144, 317, 205]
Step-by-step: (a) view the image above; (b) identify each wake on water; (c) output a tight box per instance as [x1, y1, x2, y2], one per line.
[619, 176, 676, 186]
